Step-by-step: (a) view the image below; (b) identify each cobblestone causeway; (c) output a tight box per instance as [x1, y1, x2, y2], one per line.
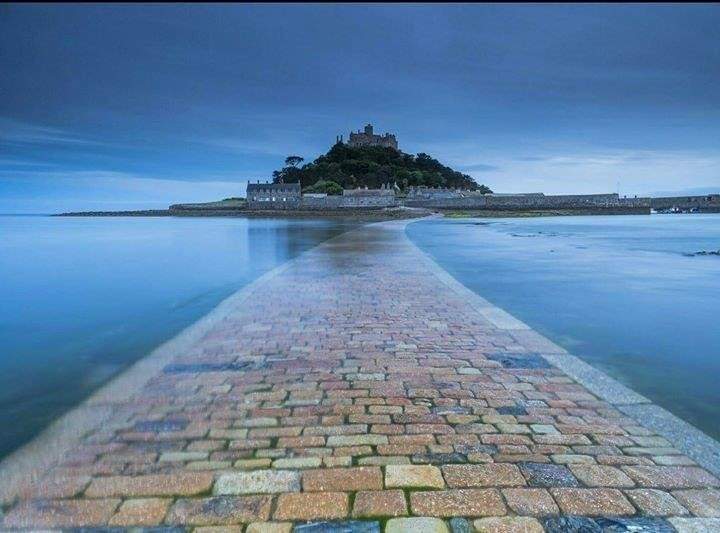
[1, 220, 719, 531]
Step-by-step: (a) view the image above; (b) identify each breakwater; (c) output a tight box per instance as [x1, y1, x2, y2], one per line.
[405, 192, 651, 213]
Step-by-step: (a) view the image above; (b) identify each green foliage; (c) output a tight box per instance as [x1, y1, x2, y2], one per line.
[284, 155, 304, 168]
[271, 143, 492, 193]
[302, 180, 343, 195]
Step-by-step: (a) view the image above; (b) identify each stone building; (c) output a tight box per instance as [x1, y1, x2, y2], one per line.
[346, 124, 398, 150]
[246, 182, 301, 210]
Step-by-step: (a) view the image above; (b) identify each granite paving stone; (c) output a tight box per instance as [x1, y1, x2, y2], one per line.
[442, 464, 525, 488]
[672, 489, 720, 517]
[274, 492, 349, 521]
[85, 473, 214, 497]
[473, 517, 544, 533]
[215, 470, 302, 494]
[385, 517, 450, 533]
[3, 220, 719, 530]
[410, 488, 506, 517]
[352, 489, 408, 517]
[3, 499, 121, 528]
[167, 495, 273, 525]
[518, 462, 580, 487]
[501, 488, 559, 516]
[621, 466, 720, 489]
[303, 467, 383, 492]
[108, 498, 171, 526]
[385, 464, 445, 488]
[568, 465, 635, 487]
[625, 488, 690, 516]
[551, 488, 636, 516]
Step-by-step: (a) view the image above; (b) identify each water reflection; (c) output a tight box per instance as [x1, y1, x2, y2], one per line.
[0, 215, 358, 458]
[407, 215, 720, 440]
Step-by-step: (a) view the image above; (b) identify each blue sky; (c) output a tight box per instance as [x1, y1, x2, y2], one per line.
[1, 4, 719, 212]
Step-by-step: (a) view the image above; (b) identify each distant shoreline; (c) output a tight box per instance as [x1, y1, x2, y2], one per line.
[54, 207, 432, 220]
[53, 206, 654, 219]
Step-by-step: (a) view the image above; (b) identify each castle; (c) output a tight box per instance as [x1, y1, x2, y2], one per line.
[342, 123, 398, 150]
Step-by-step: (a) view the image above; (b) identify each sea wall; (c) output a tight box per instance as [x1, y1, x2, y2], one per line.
[650, 195, 720, 212]
[405, 193, 651, 212]
[247, 195, 399, 210]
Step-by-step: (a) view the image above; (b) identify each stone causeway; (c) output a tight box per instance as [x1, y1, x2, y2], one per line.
[0, 220, 718, 532]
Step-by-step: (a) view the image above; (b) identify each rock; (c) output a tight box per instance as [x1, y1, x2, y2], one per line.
[293, 520, 380, 533]
[449, 517, 471, 533]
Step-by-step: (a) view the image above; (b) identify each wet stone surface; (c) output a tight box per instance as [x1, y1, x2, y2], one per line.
[68, 529, 187, 533]
[163, 362, 255, 373]
[411, 452, 467, 465]
[293, 521, 381, 533]
[486, 353, 552, 369]
[448, 517, 471, 533]
[543, 516, 602, 533]
[2, 221, 718, 530]
[496, 405, 528, 416]
[133, 419, 189, 432]
[595, 517, 675, 532]
[520, 462, 580, 487]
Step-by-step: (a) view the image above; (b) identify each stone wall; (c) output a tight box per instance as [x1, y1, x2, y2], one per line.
[300, 195, 398, 210]
[406, 187, 465, 200]
[405, 193, 651, 211]
[247, 198, 301, 210]
[650, 195, 720, 211]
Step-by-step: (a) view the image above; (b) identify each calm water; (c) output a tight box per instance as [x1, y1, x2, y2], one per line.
[0, 215, 359, 458]
[407, 214, 720, 441]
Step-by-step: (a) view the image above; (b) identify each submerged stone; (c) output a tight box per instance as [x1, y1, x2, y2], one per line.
[133, 419, 189, 432]
[293, 521, 381, 533]
[595, 517, 675, 532]
[163, 361, 254, 373]
[486, 353, 552, 369]
[543, 516, 601, 533]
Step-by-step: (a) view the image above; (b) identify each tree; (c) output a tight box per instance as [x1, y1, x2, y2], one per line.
[284, 155, 304, 168]
[270, 145, 491, 193]
[303, 180, 343, 195]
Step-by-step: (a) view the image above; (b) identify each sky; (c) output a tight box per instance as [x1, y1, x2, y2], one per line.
[1, 3, 719, 213]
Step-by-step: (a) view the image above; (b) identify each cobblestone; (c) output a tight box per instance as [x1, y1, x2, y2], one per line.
[352, 489, 408, 517]
[410, 488, 506, 517]
[2, 220, 718, 529]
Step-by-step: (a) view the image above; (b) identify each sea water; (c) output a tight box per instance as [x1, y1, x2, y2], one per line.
[0, 215, 359, 458]
[407, 214, 720, 441]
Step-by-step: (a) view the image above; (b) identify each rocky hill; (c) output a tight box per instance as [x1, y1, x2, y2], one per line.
[272, 143, 492, 193]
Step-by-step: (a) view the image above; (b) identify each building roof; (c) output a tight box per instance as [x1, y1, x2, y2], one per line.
[247, 182, 301, 192]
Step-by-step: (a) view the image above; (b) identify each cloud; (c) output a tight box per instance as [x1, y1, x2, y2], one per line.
[460, 163, 500, 172]
[651, 186, 720, 197]
[0, 118, 105, 147]
[0, 169, 249, 213]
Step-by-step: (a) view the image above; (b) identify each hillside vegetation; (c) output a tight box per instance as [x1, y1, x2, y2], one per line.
[272, 143, 492, 193]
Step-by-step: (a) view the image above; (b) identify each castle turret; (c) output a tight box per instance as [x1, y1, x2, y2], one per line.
[347, 123, 398, 150]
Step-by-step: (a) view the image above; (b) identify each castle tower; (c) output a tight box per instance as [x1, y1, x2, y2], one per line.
[364, 124, 374, 136]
